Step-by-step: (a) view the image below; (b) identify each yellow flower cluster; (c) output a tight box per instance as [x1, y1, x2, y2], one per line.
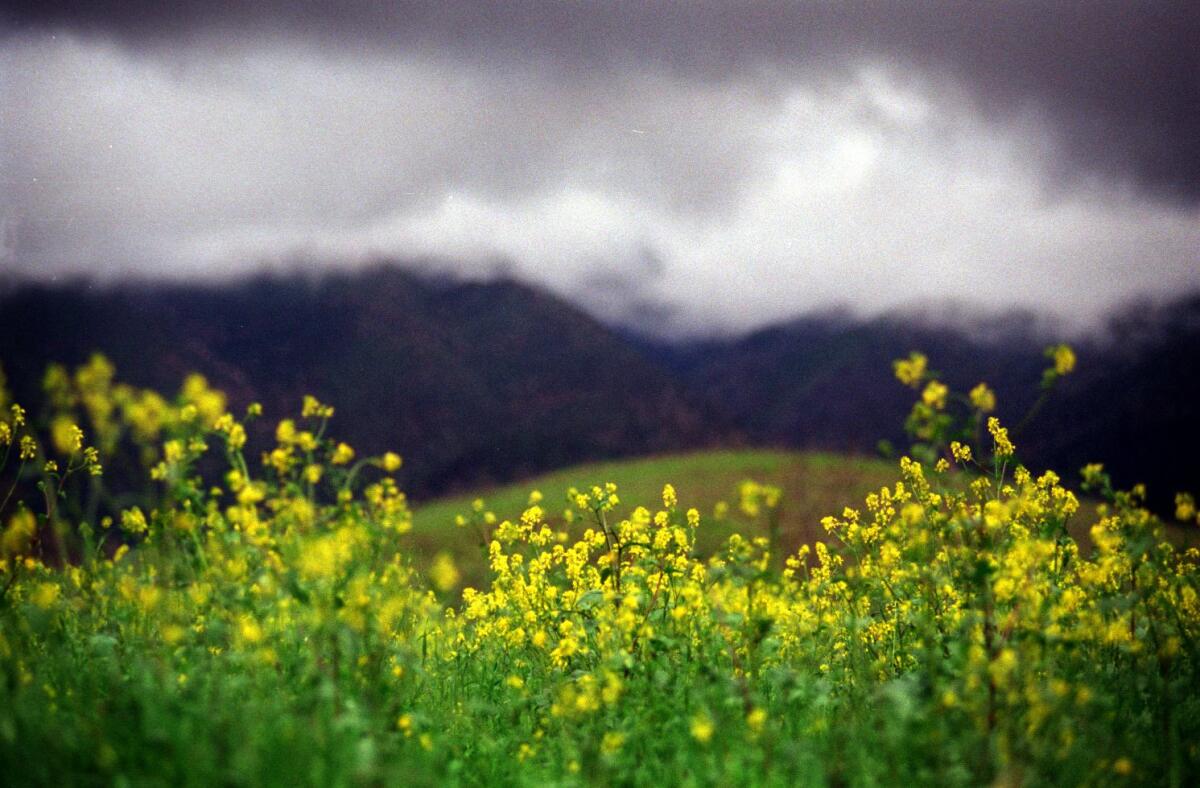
[1, 351, 1197, 785]
[988, 416, 1016, 458]
[969, 382, 996, 413]
[893, 351, 928, 388]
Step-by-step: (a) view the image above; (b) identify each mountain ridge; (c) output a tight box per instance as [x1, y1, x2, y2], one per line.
[1, 265, 1195, 509]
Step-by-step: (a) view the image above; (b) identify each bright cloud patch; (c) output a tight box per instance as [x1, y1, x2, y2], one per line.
[2, 34, 1197, 335]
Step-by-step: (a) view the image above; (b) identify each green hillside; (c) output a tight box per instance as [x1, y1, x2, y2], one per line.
[410, 449, 899, 585]
[410, 449, 1198, 590]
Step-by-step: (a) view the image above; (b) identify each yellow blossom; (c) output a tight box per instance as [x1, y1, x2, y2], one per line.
[50, 418, 85, 456]
[31, 583, 60, 609]
[893, 352, 928, 388]
[430, 552, 461, 592]
[601, 731, 625, 755]
[988, 417, 1015, 457]
[1051, 344, 1076, 376]
[331, 443, 355, 465]
[301, 395, 335, 419]
[921, 380, 948, 410]
[275, 419, 296, 444]
[969, 383, 996, 412]
[120, 507, 149, 535]
[2, 509, 36, 558]
[238, 616, 263, 645]
[1175, 493, 1196, 523]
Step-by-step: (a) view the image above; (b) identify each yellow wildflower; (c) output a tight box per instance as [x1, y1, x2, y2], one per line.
[969, 383, 996, 412]
[1051, 344, 1076, 376]
[921, 380, 948, 410]
[50, 418, 85, 456]
[275, 419, 296, 444]
[2, 509, 36, 558]
[893, 352, 928, 388]
[690, 713, 714, 743]
[120, 507, 149, 535]
[1175, 493, 1196, 523]
[238, 616, 263, 645]
[601, 731, 625, 755]
[31, 583, 60, 609]
[301, 395, 335, 419]
[430, 552, 461, 592]
[331, 443, 355, 465]
[987, 417, 1015, 457]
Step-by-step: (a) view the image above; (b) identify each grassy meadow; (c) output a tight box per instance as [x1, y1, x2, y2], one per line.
[410, 450, 899, 586]
[1, 350, 1198, 786]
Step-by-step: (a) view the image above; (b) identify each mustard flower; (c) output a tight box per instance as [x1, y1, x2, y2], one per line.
[921, 380, 948, 410]
[987, 417, 1015, 457]
[1052, 344, 1076, 376]
[430, 552, 461, 592]
[331, 442, 355, 465]
[662, 483, 678, 509]
[120, 507, 149, 535]
[690, 713, 714, 743]
[1176, 493, 1196, 523]
[893, 351, 928, 387]
[969, 382, 996, 412]
[600, 731, 625, 755]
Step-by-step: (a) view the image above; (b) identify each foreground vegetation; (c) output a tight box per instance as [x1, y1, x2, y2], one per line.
[1, 350, 1197, 785]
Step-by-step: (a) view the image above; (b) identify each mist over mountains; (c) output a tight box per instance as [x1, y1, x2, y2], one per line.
[1, 265, 1196, 511]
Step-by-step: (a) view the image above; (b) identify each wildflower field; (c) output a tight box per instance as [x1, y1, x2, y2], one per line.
[1, 350, 1197, 786]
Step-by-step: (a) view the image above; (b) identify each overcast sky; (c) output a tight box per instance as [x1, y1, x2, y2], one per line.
[2, 2, 1198, 335]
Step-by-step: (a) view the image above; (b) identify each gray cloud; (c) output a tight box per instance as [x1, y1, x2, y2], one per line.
[1, 3, 1198, 335]
[6, 2, 1198, 201]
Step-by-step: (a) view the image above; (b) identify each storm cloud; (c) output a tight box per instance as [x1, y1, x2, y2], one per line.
[2, 2, 1198, 334]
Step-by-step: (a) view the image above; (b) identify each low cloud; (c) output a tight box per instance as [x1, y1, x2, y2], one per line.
[1, 6, 1198, 335]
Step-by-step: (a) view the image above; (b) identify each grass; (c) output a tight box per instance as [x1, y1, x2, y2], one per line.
[411, 448, 1198, 588]
[6, 357, 1200, 785]
[410, 449, 900, 585]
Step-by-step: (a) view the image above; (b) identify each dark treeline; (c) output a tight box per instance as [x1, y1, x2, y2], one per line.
[1, 266, 1196, 511]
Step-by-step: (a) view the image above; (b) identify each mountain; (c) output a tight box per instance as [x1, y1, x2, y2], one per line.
[0, 267, 725, 497]
[1, 266, 1196, 510]
[647, 297, 1200, 513]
